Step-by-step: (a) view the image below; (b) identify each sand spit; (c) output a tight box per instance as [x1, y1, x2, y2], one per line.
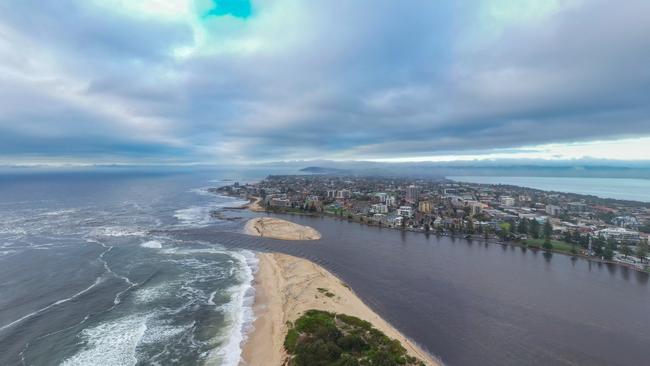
[244, 217, 321, 241]
[240, 253, 440, 366]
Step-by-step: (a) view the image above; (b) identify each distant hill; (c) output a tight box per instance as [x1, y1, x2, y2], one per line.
[299, 166, 349, 174]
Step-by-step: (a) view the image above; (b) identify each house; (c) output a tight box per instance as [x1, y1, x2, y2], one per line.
[371, 204, 388, 214]
[499, 196, 515, 207]
[595, 227, 640, 243]
[398, 206, 414, 218]
[545, 205, 562, 217]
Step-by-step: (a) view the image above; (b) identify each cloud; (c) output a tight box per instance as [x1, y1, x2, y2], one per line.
[0, 0, 649, 164]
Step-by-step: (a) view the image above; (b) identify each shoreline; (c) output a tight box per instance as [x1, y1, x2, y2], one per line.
[258, 207, 650, 274]
[240, 252, 440, 366]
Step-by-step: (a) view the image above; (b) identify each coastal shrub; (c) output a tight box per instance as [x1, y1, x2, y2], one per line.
[284, 310, 426, 366]
[285, 328, 300, 353]
[338, 314, 372, 330]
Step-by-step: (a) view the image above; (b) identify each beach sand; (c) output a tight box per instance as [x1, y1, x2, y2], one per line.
[240, 252, 440, 366]
[246, 197, 265, 212]
[244, 217, 321, 241]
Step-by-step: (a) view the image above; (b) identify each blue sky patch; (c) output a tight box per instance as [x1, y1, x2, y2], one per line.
[204, 0, 252, 19]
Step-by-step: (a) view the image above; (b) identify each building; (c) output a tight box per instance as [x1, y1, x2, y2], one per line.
[499, 196, 515, 207]
[372, 213, 387, 223]
[567, 202, 587, 213]
[370, 203, 388, 214]
[466, 200, 486, 216]
[336, 189, 351, 199]
[418, 200, 432, 214]
[612, 216, 639, 230]
[545, 204, 562, 217]
[406, 185, 419, 203]
[398, 206, 414, 218]
[375, 192, 388, 203]
[595, 227, 640, 243]
[270, 197, 291, 207]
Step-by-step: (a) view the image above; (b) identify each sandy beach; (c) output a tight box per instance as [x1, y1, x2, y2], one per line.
[244, 217, 321, 240]
[240, 252, 440, 366]
[246, 197, 265, 212]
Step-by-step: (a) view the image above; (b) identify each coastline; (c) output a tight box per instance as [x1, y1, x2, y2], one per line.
[244, 217, 321, 241]
[240, 252, 440, 366]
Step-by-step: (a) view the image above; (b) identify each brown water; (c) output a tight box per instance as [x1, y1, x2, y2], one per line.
[175, 213, 650, 366]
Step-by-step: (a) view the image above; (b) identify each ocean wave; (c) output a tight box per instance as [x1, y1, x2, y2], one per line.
[208, 250, 258, 366]
[140, 240, 162, 249]
[173, 206, 214, 227]
[40, 209, 79, 216]
[61, 315, 148, 366]
[173, 188, 248, 228]
[0, 277, 103, 333]
[89, 227, 148, 237]
[133, 283, 175, 305]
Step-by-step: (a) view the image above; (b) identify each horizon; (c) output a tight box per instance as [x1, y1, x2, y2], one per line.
[1, 0, 650, 165]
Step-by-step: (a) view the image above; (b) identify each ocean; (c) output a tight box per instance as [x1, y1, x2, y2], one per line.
[0, 170, 261, 366]
[447, 176, 650, 202]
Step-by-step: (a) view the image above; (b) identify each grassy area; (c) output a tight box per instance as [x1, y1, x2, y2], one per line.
[524, 238, 576, 253]
[284, 309, 425, 366]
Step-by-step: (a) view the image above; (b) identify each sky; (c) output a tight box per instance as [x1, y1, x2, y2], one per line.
[0, 0, 649, 166]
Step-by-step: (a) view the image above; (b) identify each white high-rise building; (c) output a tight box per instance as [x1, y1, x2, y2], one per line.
[406, 185, 419, 203]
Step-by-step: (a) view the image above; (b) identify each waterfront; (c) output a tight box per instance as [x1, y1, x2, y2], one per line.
[448, 176, 650, 202]
[174, 213, 650, 366]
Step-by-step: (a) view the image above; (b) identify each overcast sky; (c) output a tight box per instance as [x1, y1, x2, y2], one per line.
[1, 0, 649, 165]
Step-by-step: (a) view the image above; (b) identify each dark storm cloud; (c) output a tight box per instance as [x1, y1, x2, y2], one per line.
[0, 0, 649, 164]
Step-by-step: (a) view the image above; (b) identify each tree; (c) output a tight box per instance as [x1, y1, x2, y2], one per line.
[543, 220, 553, 242]
[637, 242, 648, 264]
[517, 219, 528, 235]
[543, 240, 553, 252]
[498, 222, 511, 240]
[529, 219, 540, 239]
[621, 243, 632, 259]
[603, 246, 614, 260]
[466, 220, 474, 234]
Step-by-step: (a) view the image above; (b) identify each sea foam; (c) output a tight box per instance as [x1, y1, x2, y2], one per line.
[140, 240, 162, 249]
[61, 315, 148, 366]
[208, 250, 258, 366]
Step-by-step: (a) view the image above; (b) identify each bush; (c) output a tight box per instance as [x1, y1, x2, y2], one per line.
[284, 310, 425, 366]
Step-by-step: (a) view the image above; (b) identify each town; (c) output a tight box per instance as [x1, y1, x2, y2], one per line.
[216, 175, 650, 271]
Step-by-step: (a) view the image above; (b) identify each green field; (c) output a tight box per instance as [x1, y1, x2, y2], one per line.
[525, 238, 576, 253]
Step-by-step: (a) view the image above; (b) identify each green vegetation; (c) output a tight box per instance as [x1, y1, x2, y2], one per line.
[284, 310, 425, 366]
[525, 238, 575, 253]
